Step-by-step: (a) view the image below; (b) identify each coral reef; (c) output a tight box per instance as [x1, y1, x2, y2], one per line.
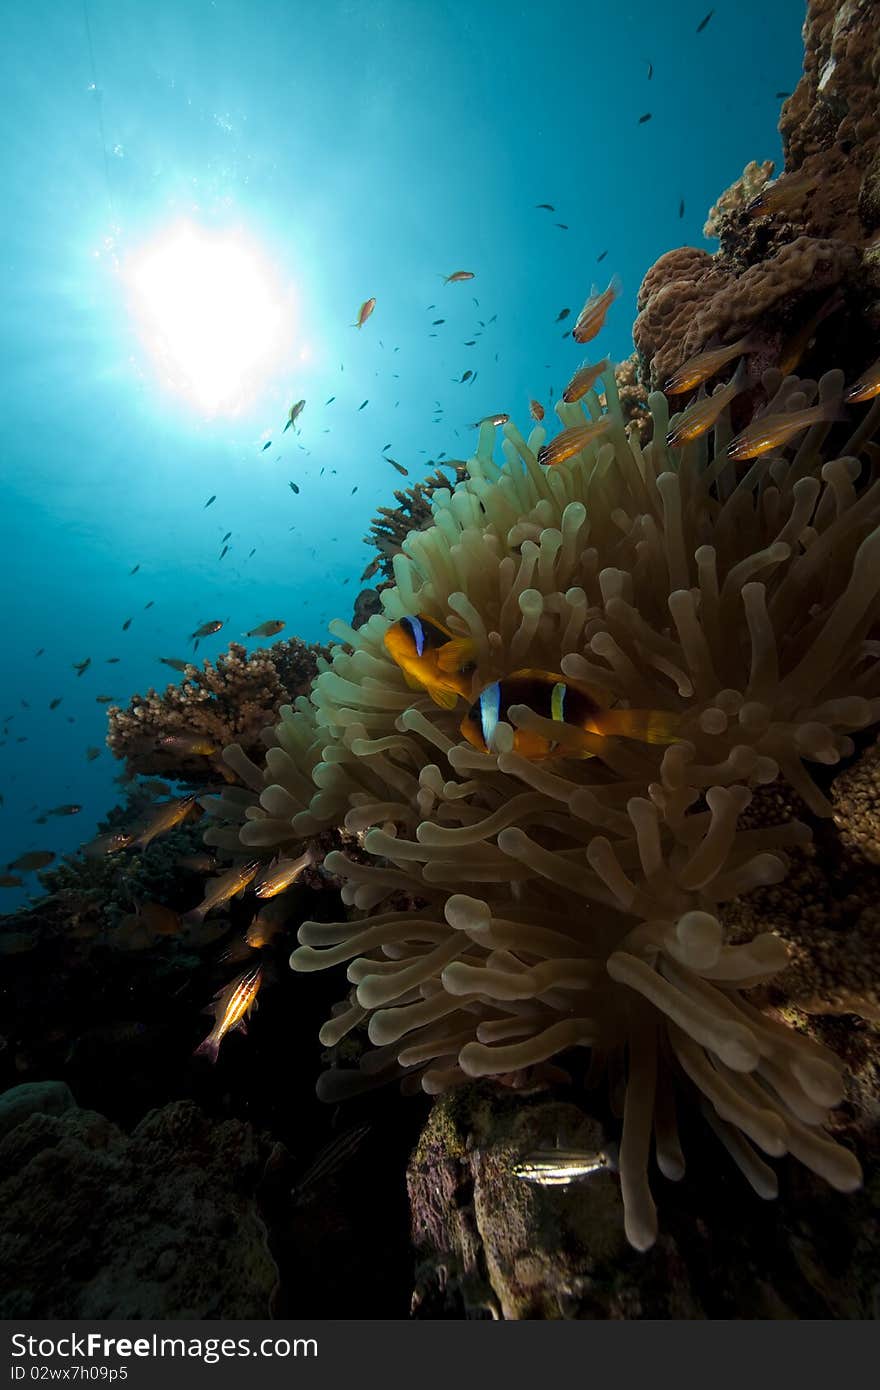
[0, 1096, 279, 1318]
[107, 639, 326, 783]
[205, 358, 879, 1250]
[635, 0, 880, 392]
[409, 1079, 879, 1318]
[362, 466, 469, 583]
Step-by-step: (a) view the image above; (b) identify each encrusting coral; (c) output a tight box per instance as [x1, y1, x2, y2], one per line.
[203, 357, 879, 1250]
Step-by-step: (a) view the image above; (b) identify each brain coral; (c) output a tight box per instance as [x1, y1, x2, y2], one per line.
[204, 367, 879, 1250]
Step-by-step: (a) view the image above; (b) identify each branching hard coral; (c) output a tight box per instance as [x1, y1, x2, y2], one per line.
[363, 466, 469, 583]
[203, 364, 878, 1249]
[107, 639, 326, 784]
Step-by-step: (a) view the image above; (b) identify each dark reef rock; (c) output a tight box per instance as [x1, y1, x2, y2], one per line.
[0, 1097, 279, 1318]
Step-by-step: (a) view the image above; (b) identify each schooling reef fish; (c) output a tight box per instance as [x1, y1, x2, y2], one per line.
[726, 400, 845, 461]
[183, 859, 261, 925]
[254, 849, 312, 900]
[665, 336, 758, 395]
[537, 418, 614, 467]
[128, 794, 199, 850]
[845, 356, 880, 404]
[352, 297, 376, 329]
[283, 399, 305, 432]
[7, 850, 55, 872]
[245, 620, 285, 638]
[440, 270, 474, 284]
[190, 620, 223, 640]
[572, 276, 621, 344]
[460, 670, 680, 759]
[383, 614, 476, 710]
[562, 358, 610, 404]
[194, 964, 263, 1063]
[666, 363, 748, 449]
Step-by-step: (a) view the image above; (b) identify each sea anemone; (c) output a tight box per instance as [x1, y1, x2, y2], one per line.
[204, 364, 879, 1249]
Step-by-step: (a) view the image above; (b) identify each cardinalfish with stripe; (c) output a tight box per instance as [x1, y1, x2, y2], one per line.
[194, 964, 263, 1063]
[536, 417, 614, 468]
[254, 849, 312, 900]
[726, 399, 846, 461]
[845, 356, 880, 404]
[128, 793, 200, 850]
[562, 358, 610, 404]
[460, 670, 680, 759]
[664, 337, 758, 395]
[572, 276, 621, 344]
[666, 362, 748, 449]
[745, 169, 818, 219]
[383, 614, 477, 710]
[183, 859, 261, 925]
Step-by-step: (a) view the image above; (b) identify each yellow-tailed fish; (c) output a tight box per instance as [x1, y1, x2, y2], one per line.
[572, 275, 621, 344]
[254, 849, 312, 900]
[194, 964, 263, 1063]
[128, 793, 199, 851]
[460, 669, 680, 759]
[665, 362, 748, 448]
[536, 417, 613, 467]
[183, 859, 261, 925]
[845, 356, 880, 404]
[726, 399, 845, 461]
[664, 335, 757, 395]
[383, 614, 476, 710]
[562, 358, 610, 404]
[245, 620, 285, 638]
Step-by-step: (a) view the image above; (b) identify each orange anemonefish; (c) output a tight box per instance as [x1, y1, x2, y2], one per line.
[460, 669, 680, 758]
[383, 614, 476, 709]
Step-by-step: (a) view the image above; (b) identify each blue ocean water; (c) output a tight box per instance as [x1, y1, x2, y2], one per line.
[0, 0, 804, 906]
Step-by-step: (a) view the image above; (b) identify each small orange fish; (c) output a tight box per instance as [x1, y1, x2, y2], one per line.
[352, 297, 376, 329]
[726, 400, 844, 461]
[440, 270, 475, 284]
[194, 964, 263, 1063]
[845, 357, 880, 404]
[536, 417, 613, 467]
[746, 169, 818, 219]
[383, 614, 476, 710]
[562, 358, 610, 404]
[529, 399, 545, 422]
[665, 336, 757, 395]
[461, 670, 680, 759]
[666, 363, 748, 449]
[572, 276, 621, 344]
